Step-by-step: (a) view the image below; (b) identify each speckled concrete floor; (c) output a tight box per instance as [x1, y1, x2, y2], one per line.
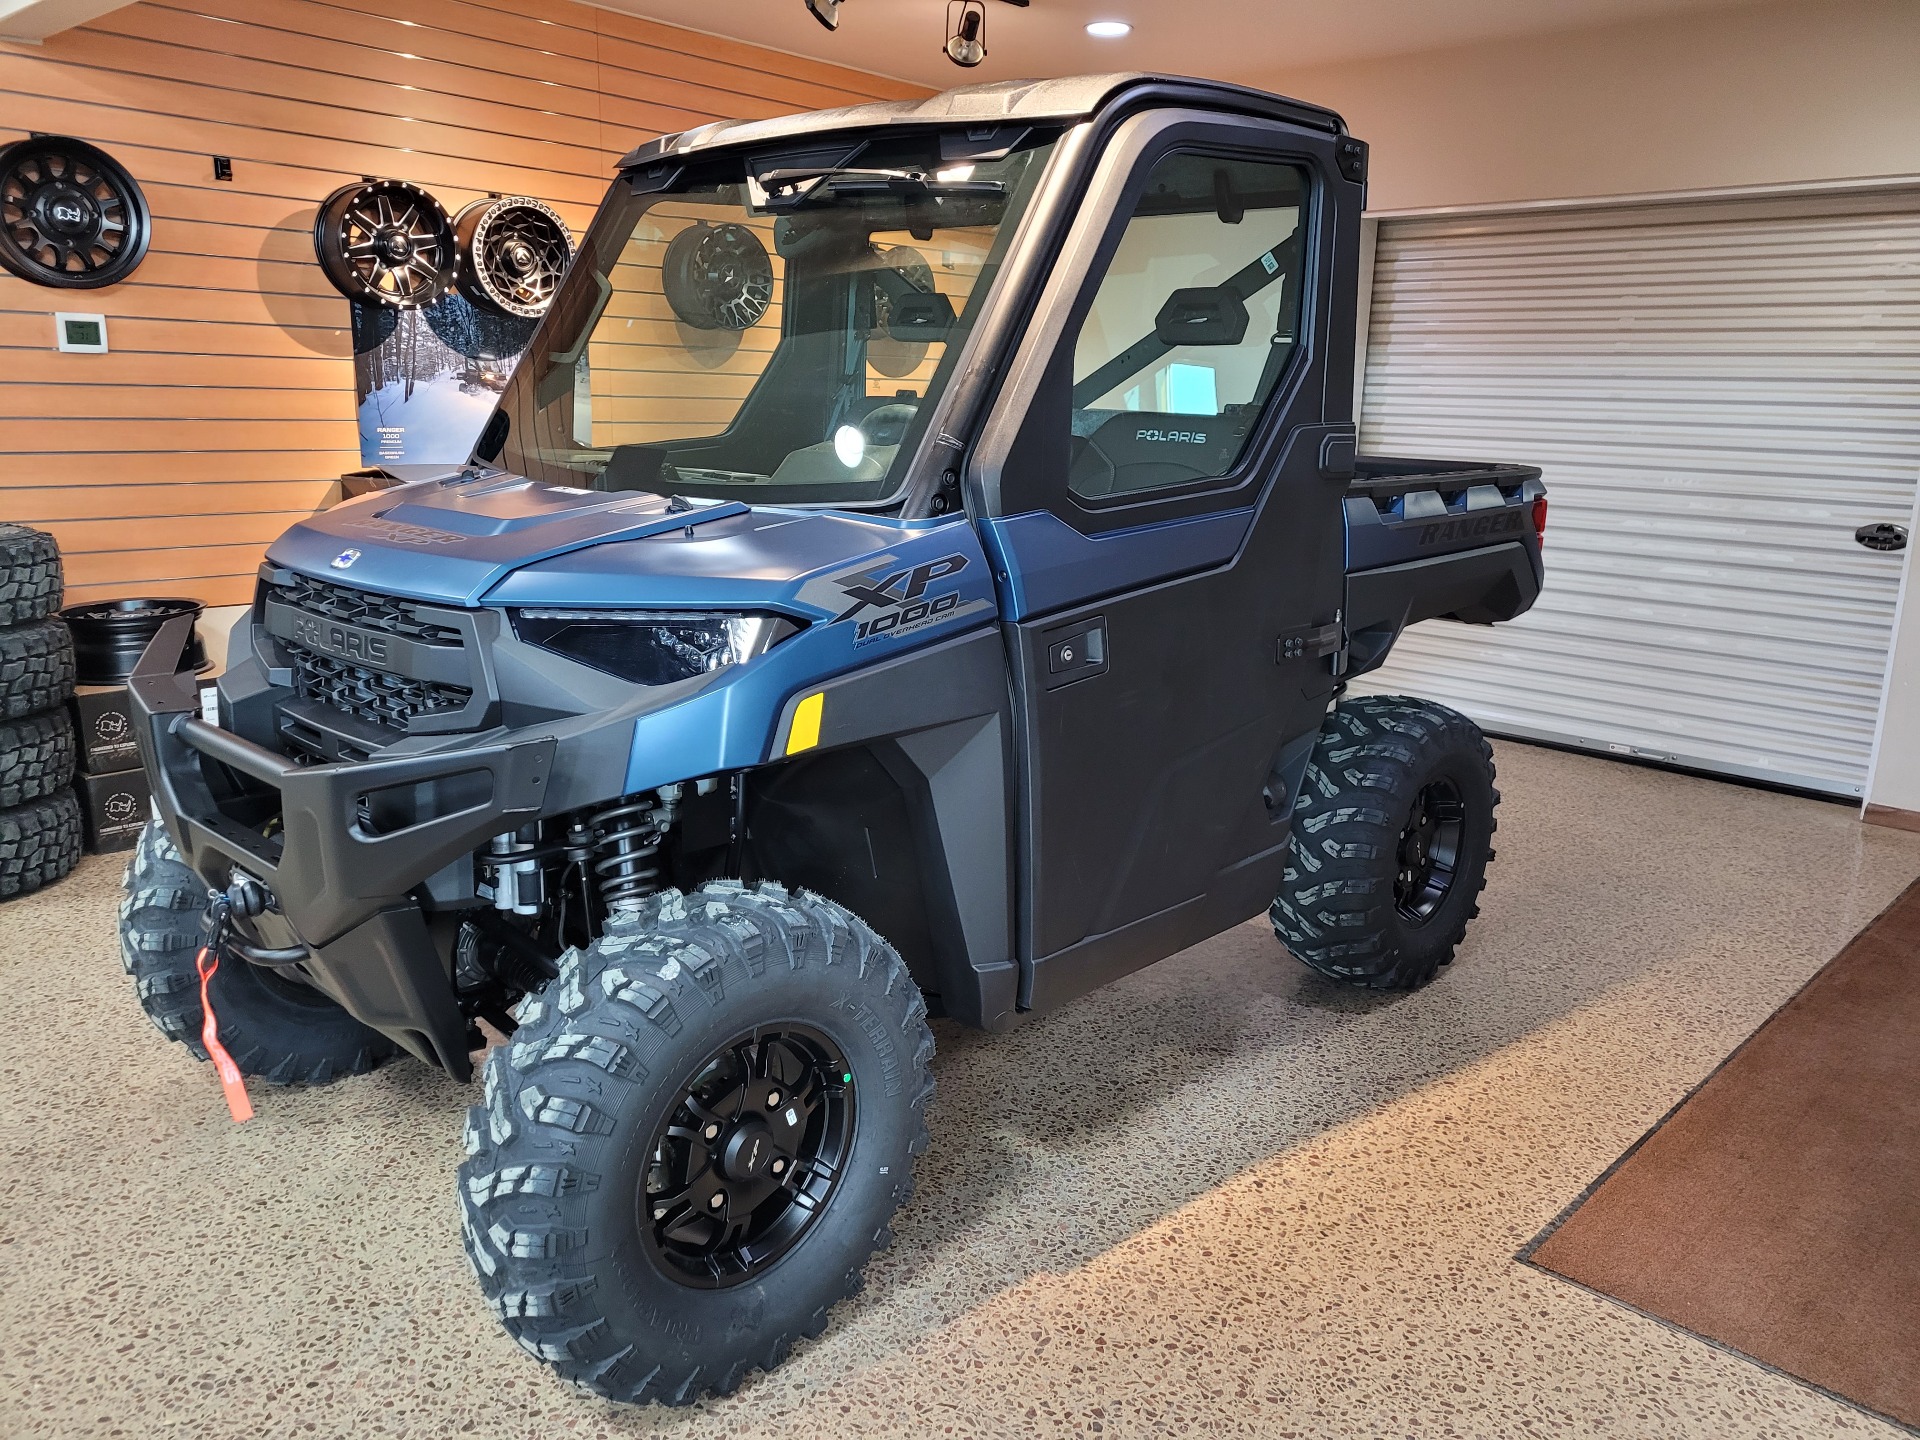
[5, 742, 1918, 1440]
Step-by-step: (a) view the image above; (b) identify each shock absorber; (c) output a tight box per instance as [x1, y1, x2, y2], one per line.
[590, 785, 682, 911]
[483, 826, 543, 916]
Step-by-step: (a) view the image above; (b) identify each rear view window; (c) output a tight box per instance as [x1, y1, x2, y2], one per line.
[1067, 152, 1309, 499]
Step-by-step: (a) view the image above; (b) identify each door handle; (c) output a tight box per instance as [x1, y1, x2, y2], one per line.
[1856, 522, 1909, 552]
[1040, 615, 1108, 690]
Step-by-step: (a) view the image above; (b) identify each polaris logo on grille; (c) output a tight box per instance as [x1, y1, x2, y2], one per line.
[331, 548, 361, 570]
[291, 614, 390, 665]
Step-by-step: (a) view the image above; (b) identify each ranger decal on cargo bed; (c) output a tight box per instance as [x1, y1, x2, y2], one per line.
[1417, 511, 1524, 546]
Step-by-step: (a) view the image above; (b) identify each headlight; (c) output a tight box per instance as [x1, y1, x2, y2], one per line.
[512, 611, 793, 685]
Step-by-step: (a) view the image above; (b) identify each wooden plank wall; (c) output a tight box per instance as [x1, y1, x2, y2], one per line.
[0, 0, 924, 607]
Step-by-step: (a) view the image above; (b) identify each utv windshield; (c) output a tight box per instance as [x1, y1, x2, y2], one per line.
[485, 128, 1061, 506]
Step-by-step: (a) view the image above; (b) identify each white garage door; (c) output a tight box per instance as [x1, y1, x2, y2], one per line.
[1354, 188, 1920, 796]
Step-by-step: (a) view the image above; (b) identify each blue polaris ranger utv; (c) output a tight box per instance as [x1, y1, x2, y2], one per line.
[122, 74, 1544, 1404]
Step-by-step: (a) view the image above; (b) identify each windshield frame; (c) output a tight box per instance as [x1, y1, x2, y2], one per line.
[477, 125, 1068, 515]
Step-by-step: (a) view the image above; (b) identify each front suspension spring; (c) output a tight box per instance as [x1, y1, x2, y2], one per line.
[590, 796, 664, 910]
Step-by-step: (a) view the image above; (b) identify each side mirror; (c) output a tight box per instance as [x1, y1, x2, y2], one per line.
[1154, 287, 1249, 347]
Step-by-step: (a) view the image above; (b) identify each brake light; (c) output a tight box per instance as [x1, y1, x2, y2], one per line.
[1531, 494, 1548, 547]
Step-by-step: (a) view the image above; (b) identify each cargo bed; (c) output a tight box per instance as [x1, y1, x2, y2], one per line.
[1342, 455, 1546, 677]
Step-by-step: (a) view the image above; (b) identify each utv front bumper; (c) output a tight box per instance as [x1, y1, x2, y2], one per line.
[129, 618, 555, 1079]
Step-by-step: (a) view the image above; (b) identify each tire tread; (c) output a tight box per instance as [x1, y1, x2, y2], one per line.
[0, 524, 63, 626]
[459, 879, 935, 1406]
[1271, 694, 1498, 990]
[117, 818, 400, 1081]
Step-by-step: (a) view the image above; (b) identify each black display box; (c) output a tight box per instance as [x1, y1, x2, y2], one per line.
[76, 766, 152, 853]
[71, 679, 219, 775]
[69, 684, 141, 774]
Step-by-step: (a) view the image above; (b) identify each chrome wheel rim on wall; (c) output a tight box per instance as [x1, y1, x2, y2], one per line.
[453, 195, 572, 318]
[0, 135, 153, 289]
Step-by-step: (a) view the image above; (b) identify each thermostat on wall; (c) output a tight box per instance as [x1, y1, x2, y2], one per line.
[55, 313, 109, 353]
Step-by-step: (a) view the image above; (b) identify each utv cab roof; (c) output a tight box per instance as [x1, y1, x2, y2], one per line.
[617, 72, 1346, 171]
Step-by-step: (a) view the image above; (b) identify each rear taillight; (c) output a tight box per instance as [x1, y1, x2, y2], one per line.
[1531, 495, 1548, 547]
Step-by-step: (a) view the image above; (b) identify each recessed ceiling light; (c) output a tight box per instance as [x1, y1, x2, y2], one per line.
[1086, 20, 1131, 38]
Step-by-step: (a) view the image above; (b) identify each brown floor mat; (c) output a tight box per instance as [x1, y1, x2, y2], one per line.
[1524, 879, 1920, 1431]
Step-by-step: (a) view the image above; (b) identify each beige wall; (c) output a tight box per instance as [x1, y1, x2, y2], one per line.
[1262, 0, 1920, 212]
[1262, 0, 1920, 814]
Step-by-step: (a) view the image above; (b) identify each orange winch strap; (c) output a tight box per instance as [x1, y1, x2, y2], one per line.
[195, 947, 256, 1124]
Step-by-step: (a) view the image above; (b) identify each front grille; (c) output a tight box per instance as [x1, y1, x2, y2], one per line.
[266, 572, 475, 738]
[287, 650, 472, 730]
[269, 573, 465, 646]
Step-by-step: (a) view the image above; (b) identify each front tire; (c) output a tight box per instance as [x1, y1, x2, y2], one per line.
[459, 880, 935, 1405]
[1271, 695, 1499, 990]
[117, 818, 403, 1082]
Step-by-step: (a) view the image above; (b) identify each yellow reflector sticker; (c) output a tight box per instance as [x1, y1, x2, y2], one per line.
[786, 692, 824, 755]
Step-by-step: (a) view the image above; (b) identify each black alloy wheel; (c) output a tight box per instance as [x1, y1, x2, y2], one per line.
[1394, 777, 1465, 922]
[662, 221, 774, 330]
[641, 1024, 855, 1288]
[0, 135, 153, 289]
[313, 179, 457, 309]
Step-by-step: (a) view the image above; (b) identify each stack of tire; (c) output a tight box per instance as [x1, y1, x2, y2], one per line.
[0, 524, 81, 901]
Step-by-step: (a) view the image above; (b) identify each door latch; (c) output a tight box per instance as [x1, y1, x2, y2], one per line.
[1855, 522, 1909, 552]
[1278, 622, 1342, 664]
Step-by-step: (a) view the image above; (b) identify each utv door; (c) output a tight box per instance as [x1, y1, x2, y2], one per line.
[970, 108, 1363, 1012]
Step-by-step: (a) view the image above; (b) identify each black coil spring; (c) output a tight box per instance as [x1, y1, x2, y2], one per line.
[591, 797, 664, 909]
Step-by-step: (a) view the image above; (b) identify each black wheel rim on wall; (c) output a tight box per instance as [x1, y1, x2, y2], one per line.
[663, 221, 774, 331]
[313, 179, 458, 309]
[0, 135, 153, 289]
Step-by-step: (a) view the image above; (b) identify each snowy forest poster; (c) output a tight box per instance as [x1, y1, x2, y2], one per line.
[351, 296, 537, 466]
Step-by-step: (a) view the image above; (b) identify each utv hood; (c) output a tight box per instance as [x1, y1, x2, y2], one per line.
[266, 472, 966, 616]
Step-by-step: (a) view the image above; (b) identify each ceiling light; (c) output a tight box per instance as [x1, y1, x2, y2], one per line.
[945, 0, 987, 67]
[1086, 20, 1131, 38]
[805, 0, 842, 30]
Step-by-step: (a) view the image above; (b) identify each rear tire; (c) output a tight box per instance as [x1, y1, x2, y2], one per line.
[0, 618, 76, 720]
[0, 788, 81, 900]
[1271, 694, 1498, 990]
[118, 818, 403, 1082]
[459, 880, 935, 1405]
[0, 523, 62, 626]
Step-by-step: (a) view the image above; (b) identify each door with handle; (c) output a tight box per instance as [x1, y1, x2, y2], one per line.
[969, 109, 1366, 1010]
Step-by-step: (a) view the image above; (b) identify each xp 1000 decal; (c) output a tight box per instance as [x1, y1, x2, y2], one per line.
[799, 551, 995, 647]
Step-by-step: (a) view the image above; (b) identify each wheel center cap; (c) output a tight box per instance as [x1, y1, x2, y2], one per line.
[40, 184, 96, 235]
[720, 1120, 777, 1181]
[376, 228, 413, 263]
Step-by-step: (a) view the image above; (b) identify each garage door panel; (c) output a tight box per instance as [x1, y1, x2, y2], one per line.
[1356, 192, 1920, 796]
